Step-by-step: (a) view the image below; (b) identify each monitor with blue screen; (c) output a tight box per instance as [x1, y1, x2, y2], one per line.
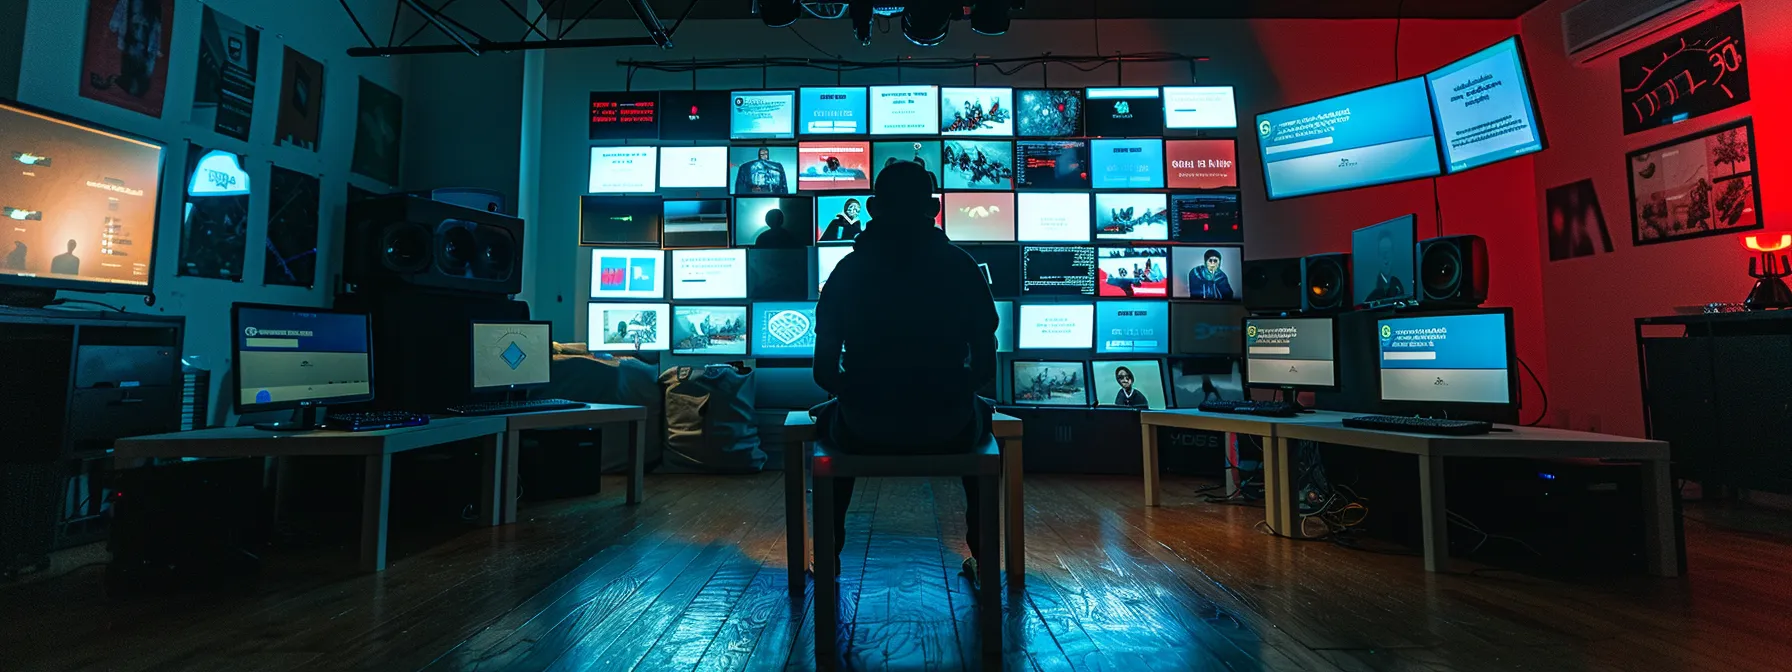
[1426, 37, 1546, 174]
[752, 301, 818, 357]
[1377, 310, 1514, 405]
[1096, 301, 1170, 354]
[233, 303, 374, 413]
[800, 86, 868, 135]
[1256, 78, 1442, 200]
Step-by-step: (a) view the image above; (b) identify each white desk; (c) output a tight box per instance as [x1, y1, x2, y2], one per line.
[497, 403, 653, 524]
[783, 411, 1025, 595]
[1139, 409, 1342, 533]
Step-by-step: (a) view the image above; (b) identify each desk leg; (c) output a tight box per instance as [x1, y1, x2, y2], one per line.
[360, 454, 393, 572]
[1224, 432, 1240, 497]
[1142, 423, 1161, 507]
[786, 439, 809, 600]
[1418, 454, 1449, 573]
[1003, 438, 1025, 591]
[1263, 437, 1296, 537]
[502, 429, 522, 524]
[627, 420, 646, 505]
[479, 434, 503, 527]
[1642, 458, 1679, 578]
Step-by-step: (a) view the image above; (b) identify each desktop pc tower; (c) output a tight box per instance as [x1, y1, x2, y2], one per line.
[106, 457, 269, 594]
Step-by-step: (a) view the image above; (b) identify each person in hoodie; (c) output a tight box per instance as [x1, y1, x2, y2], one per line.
[811, 160, 999, 582]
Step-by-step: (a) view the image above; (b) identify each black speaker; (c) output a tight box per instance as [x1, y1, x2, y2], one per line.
[346, 195, 524, 296]
[1242, 257, 1303, 314]
[1301, 253, 1352, 313]
[1418, 235, 1489, 308]
[334, 290, 531, 412]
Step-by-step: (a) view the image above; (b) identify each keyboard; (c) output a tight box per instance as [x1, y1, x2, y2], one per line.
[321, 411, 430, 432]
[1342, 415, 1492, 436]
[1198, 400, 1302, 418]
[444, 398, 586, 416]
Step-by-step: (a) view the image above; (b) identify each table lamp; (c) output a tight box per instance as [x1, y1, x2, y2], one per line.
[1743, 229, 1792, 310]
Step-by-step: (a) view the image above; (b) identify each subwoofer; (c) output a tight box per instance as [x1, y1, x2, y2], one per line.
[1301, 253, 1351, 313]
[1242, 257, 1304, 315]
[346, 195, 524, 296]
[1418, 235, 1489, 308]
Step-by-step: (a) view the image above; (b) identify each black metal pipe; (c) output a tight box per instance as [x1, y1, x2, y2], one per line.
[400, 0, 481, 55]
[347, 35, 658, 56]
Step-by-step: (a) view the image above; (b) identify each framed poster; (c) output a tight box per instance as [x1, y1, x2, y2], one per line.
[1628, 118, 1761, 246]
[1619, 6, 1748, 135]
[80, 0, 176, 118]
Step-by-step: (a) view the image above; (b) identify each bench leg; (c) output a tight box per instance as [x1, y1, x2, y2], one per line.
[1263, 437, 1297, 537]
[1419, 454, 1450, 573]
[627, 420, 646, 504]
[479, 433, 503, 526]
[1003, 438, 1024, 591]
[501, 429, 522, 524]
[360, 454, 392, 572]
[813, 475, 839, 658]
[787, 440, 809, 600]
[1642, 458, 1679, 577]
[977, 473, 1001, 656]
[1141, 422, 1161, 506]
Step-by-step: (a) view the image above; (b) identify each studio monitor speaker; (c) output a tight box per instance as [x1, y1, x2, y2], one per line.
[1242, 257, 1304, 314]
[1418, 234, 1489, 308]
[346, 195, 524, 296]
[1301, 253, 1351, 313]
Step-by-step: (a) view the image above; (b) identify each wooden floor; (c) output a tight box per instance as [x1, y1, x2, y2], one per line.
[5, 473, 1792, 671]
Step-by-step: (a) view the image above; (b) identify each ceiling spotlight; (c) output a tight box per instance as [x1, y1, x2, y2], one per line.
[902, 0, 951, 46]
[970, 0, 1009, 36]
[850, 0, 873, 45]
[757, 0, 800, 28]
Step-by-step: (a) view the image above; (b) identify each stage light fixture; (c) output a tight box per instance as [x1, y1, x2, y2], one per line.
[902, 0, 952, 46]
[758, 0, 801, 28]
[970, 1, 1010, 36]
[1743, 229, 1792, 310]
[850, 0, 874, 45]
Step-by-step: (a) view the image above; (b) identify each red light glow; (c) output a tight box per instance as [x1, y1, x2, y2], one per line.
[1744, 233, 1792, 253]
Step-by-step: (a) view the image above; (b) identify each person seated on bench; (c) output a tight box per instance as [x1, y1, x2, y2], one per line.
[811, 160, 999, 581]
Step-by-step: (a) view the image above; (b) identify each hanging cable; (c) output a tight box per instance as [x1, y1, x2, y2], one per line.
[1393, 0, 1406, 80]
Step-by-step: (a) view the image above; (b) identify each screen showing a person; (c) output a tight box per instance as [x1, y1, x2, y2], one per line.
[940, 87, 1014, 136]
[1014, 140, 1091, 190]
[994, 300, 1015, 353]
[1016, 89, 1084, 137]
[1162, 86, 1238, 130]
[471, 322, 553, 390]
[1011, 360, 1088, 406]
[589, 248, 664, 299]
[1245, 317, 1337, 388]
[796, 141, 872, 191]
[869, 85, 939, 135]
[1016, 192, 1091, 242]
[659, 90, 731, 141]
[1096, 246, 1170, 298]
[657, 146, 728, 189]
[813, 245, 851, 295]
[1172, 245, 1243, 301]
[1169, 193, 1243, 244]
[1426, 37, 1545, 174]
[964, 245, 1020, 298]
[729, 146, 797, 195]
[730, 90, 796, 139]
[1378, 312, 1513, 404]
[580, 196, 662, 247]
[671, 248, 747, 300]
[814, 194, 869, 244]
[800, 86, 868, 135]
[941, 140, 1013, 190]
[872, 141, 942, 188]
[943, 192, 1016, 242]
[235, 306, 372, 408]
[1094, 193, 1170, 241]
[589, 302, 671, 351]
[1091, 138, 1166, 189]
[1018, 304, 1095, 350]
[1170, 356, 1245, 407]
[1257, 78, 1442, 200]
[748, 247, 807, 300]
[661, 199, 730, 248]
[1085, 87, 1165, 137]
[752, 301, 818, 357]
[1171, 303, 1246, 355]
[589, 147, 657, 193]
[672, 305, 749, 356]
[735, 197, 813, 249]
[588, 91, 659, 140]
[1164, 139, 1239, 189]
[1351, 214, 1418, 306]
[1095, 301, 1170, 354]
[1093, 359, 1168, 410]
[1022, 246, 1097, 296]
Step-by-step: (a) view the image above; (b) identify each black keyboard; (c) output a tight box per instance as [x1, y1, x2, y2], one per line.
[444, 398, 586, 416]
[321, 411, 430, 432]
[1198, 400, 1302, 418]
[1342, 415, 1493, 436]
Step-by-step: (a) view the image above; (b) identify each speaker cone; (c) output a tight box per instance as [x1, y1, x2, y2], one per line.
[472, 225, 517, 281]
[379, 223, 432, 274]
[1306, 257, 1346, 310]
[1422, 243, 1463, 301]
[437, 220, 478, 276]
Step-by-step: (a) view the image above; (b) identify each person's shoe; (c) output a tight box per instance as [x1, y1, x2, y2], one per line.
[962, 556, 980, 592]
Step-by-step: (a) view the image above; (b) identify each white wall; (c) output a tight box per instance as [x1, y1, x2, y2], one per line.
[16, 0, 407, 423]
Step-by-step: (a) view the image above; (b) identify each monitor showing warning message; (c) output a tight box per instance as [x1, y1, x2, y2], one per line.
[1255, 78, 1441, 200]
[1244, 317, 1335, 389]
[1377, 311, 1513, 405]
[1426, 37, 1545, 174]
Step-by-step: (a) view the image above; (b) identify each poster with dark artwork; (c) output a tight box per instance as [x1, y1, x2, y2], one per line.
[265, 166, 320, 287]
[1619, 6, 1748, 136]
[1628, 118, 1761, 246]
[178, 143, 250, 281]
[191, 6, 259, 141]
[351, 78, 404, 185]
[275, 47, 324, 151]
[80, 0, 177, 118]
[1545, 180, 1613, 261]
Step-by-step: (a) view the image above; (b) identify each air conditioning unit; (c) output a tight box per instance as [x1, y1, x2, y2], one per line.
[1563, 0, 1740, 66]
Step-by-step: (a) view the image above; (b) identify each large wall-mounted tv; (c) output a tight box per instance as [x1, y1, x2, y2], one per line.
[1255, 78, 1442, 200]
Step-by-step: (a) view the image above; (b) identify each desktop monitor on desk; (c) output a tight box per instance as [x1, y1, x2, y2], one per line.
[1243, 316, 1338, 391]
[1376, 309, 1515, 407]
[470, 321, 552, 393]
[233, 303, 374, 428]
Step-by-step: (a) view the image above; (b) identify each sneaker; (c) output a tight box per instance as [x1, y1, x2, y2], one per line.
[962, 556, 980, 592]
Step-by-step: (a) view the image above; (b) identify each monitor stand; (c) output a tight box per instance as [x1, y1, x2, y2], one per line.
[0, 286, 57, 309]
[1277, 388, 1310, 413]
[254, 407, 323, 432]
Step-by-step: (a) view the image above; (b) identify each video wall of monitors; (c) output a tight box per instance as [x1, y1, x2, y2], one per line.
[581, 85, 1246, 407]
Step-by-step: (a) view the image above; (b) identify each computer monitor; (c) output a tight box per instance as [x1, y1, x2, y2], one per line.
[730, 90, 796, 140]
[1243, 316, 1338, 390]
[470, 320, 552, 392]
[1017, 303, 1095, 350]
[672, 305, 749, 356]
[1426, 37, 1546, 174]
[813, 245, 852, 295]
[671, 248, 747, 300]
[1011, 360, 1089, 406]
[943, 192, 1016, 242]
[1085, 87, 1165, 137]
[1256, 78, 1441, 200]
[659, 90, 731, 141]
[1016, 193, 1092, 243]
[657, 146, 728, 189]
[868, 85, 940, 136]
[1169, 356, 1245, 408]
[661, 199, 730, 248]
[1351, 214, 1418, 307]
[796, 141, 872, 191]
[1091, 359, 1168, 410]
[940, 139, 1013, 190]
[939, 87, 1015, 136]
[994, 300, 1015, 353]
[1168, 193, 1242, 245]
[232, 303, 374, 417]
[1377, 309, 1516, 406]
[814, 194, 868, 244]
[1095, 301, 1170, 354]
[587, 91, 660, 140]
[1170, 303, 1247, 355]
[1171, 245, 1243, 301]
[1095, 246, 1170, 298]
[1093, 193, 1170, 241]
[728, 146, 798, 195]
[1015, 89, 1084, 138]
[1090, 139, 1166, 189]
[589, 248, 664, 299]
[579, 195, 662, 247]
[1162, 86, 1238, 131]
[1014, 140, 1091, 190]
[752, 301, 819, 357]
[799, 86, 868, 135]
[588, 146, 657, 193]
[736, 197, 813, 248]
[588, 302, 671, 351]
[1022, 246, 1097, 297]
[872, 140, 943, 188]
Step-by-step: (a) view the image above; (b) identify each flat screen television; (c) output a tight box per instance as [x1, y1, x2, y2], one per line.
[1350, 214, 1418, 307]
[1093, 193, 1170, 242]
[1377, 308, 1516, 406]
[1085, 87, 1165, 137]
[1021, 245, 1097, 297]
[1244, 316, 1338, 390]
[670, 248, 747, 300]
[1015, 192, 1091, 243]
[1015, 89, 1084, 138]
[799, 86, 868, 135]
[1014, 140, 1091, 190]
[1095, 246, 1170, 298]
[1162, 86, 1238, 131]
[659, 90, 731, 141]
[1169, 193, 1243, 244]
[796, 141, 872, 191]
[657, 146, 728, 189]
[588, 91, 659, 140]
[661, 198, 731, 249]
[1426, 37, 1547, 174]
[1090, 139, 1165, 189]
[1171, 245, 1243, 301]
[579, 195, 662, 247]
[589, 248, 664, 299]
[1011, 360, 1089, 406]
[943, 192, 1016, 242]
[1256, 78, 1442, 200]
[1092, 359, 1168, 409]
[941, 139, 1013, 190]
[672, 305, 749, 355]
[1016, 304, 1095, 350]
[730, 90, 796, 140]
[868, 85, 939, 135]
[589, 302, 671, 351]
[589, 146, 657, 194]
[1095, 301, 1170, 354]
[939, 87, 1015, 136]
